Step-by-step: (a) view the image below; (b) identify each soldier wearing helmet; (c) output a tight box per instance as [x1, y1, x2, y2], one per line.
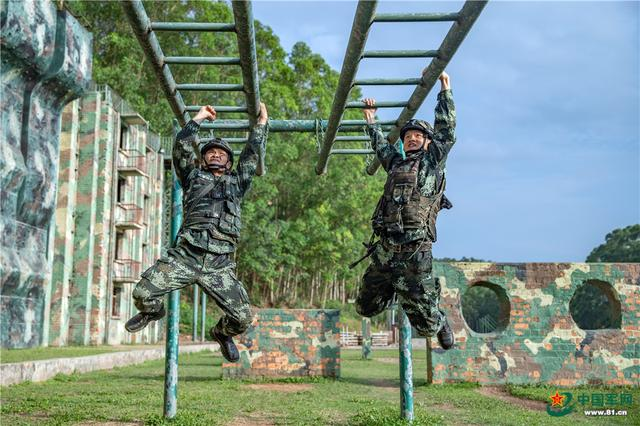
[355, 71, 456, 350]
[125, 103, 269, 363]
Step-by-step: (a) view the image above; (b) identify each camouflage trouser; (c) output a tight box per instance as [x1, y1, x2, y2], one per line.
[355, 242, 445, 337]
[132, 241, 252, 337]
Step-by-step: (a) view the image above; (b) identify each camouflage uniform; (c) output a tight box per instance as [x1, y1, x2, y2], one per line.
[356, 89, 456, 337]
[131, 120, 267, 337]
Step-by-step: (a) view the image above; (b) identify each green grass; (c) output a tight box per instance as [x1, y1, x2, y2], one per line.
[1, 349, 637, 425]
[0, 345, 159, 364]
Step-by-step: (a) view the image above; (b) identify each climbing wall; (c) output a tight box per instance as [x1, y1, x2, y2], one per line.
[0, 0, 92, 348]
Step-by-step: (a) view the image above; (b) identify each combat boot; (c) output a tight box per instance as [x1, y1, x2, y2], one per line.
[210, 326, 240, 362]
[437, 318, 454, 350]
[125, 306, 166, 333]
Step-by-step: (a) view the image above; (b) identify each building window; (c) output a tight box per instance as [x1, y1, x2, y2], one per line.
[117, 177, 126, 203]
[112, 285, 123, 318]
[115, 231, 125, 260]
[570, 280, 622, 330]
[120, 125, 129, 150]
[461, 282, 511, 334]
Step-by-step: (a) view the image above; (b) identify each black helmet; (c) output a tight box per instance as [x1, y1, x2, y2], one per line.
[200, 138, 234, 167]
[400, 119, 433, 141]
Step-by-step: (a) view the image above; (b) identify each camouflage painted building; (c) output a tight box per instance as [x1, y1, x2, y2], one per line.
[47, 85, 165, 346]
[1, 0, 92, 348]
[429, 262, 639, 386]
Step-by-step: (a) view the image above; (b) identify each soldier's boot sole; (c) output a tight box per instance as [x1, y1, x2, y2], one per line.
[125, 306, 166, 333]
[210, 327, 240, 362]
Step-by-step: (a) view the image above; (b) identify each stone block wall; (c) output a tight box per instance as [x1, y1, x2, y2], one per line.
[430, 262, 639, 386]
[1, 0, 92, 348]
[223, 309, 341, 379]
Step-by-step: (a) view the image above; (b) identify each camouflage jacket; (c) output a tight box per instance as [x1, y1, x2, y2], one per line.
[173, 120, 267, 254]
[367, 89, 456, 246]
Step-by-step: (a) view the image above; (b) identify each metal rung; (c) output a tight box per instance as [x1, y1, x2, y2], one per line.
[185, 106, 248, 112]
[164, 56, 240, 65]
[373, 12, 460, 22]
[201, 137, 248, 144]
[339, 119, 396, 126]
[346, 101, 408, 109]
[151, 22, 236, 32]
[330, 149, 374, 155]
[362, 50, 438, 58]
[354, 78, 422, 86]
[176, 84, 244, 91]
[335, 136, 371, 141]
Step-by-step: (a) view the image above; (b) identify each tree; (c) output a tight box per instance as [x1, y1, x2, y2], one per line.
[66, 0, 384, 308]
[586, 224, 640, 263]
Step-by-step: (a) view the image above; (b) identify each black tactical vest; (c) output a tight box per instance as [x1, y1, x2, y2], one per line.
[181, 172, 242, 243]
[371, 155, 446, 242]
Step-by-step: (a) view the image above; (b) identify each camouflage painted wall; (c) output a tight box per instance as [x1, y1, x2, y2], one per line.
[0, 0, 92, 348]
[223, 309, 341, 379]
[430, 262, 639, 386]
[49, 86, 165, 347]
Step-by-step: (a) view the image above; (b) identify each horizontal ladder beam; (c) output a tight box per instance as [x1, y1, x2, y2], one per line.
[201, 137, 248, 144]
[362, 50, 438, 58]
[185, 106, 248, 113]
[335, 136, 371, 141]
[373, 12, 460, 22]
[199, 119, 396, 132]
[151, 22, 236, 32]
[164, 56, 240, 65]
[346, 101, 408, 108]
[176, 84, 244, 91]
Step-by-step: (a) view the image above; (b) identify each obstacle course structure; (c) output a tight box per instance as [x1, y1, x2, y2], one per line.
[121, 0, 487, 420]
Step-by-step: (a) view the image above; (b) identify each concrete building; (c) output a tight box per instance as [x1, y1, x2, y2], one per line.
[46, 86, 165, 346]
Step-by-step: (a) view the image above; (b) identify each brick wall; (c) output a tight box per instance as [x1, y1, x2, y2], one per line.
[223, 309, 341, 379]
[430, 262, 639, 386]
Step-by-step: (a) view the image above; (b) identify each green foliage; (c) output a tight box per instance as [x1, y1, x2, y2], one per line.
[66, 0, 384, 309]
[460, 285, 507, 333]
[569, 281, 621, 330]
[586, 224, 640, 263]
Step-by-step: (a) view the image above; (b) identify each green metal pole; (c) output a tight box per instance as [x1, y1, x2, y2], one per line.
[200, 291, 207, 342]
[192, 285, 199, 342]
[231, 0, 265, 176]
[361, 317, 372, 360]
[164, 169, 182, 419]
[121, 0, 190, 125]
[366, 0, 488, 175]
[399, 307, 413, 421]
[316, 0, 378, 175]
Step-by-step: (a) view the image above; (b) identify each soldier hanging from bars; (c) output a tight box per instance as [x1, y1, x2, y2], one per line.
[125, 103, 269, 362]
[352, 71, 455, 350]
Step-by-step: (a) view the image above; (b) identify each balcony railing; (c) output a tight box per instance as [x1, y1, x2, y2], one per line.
[115, 203, 144, 229]
[113, 259, 142, 283]
[117, 149, 147, 176]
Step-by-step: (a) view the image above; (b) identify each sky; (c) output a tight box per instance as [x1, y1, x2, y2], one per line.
[248, 0, 639, 262]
